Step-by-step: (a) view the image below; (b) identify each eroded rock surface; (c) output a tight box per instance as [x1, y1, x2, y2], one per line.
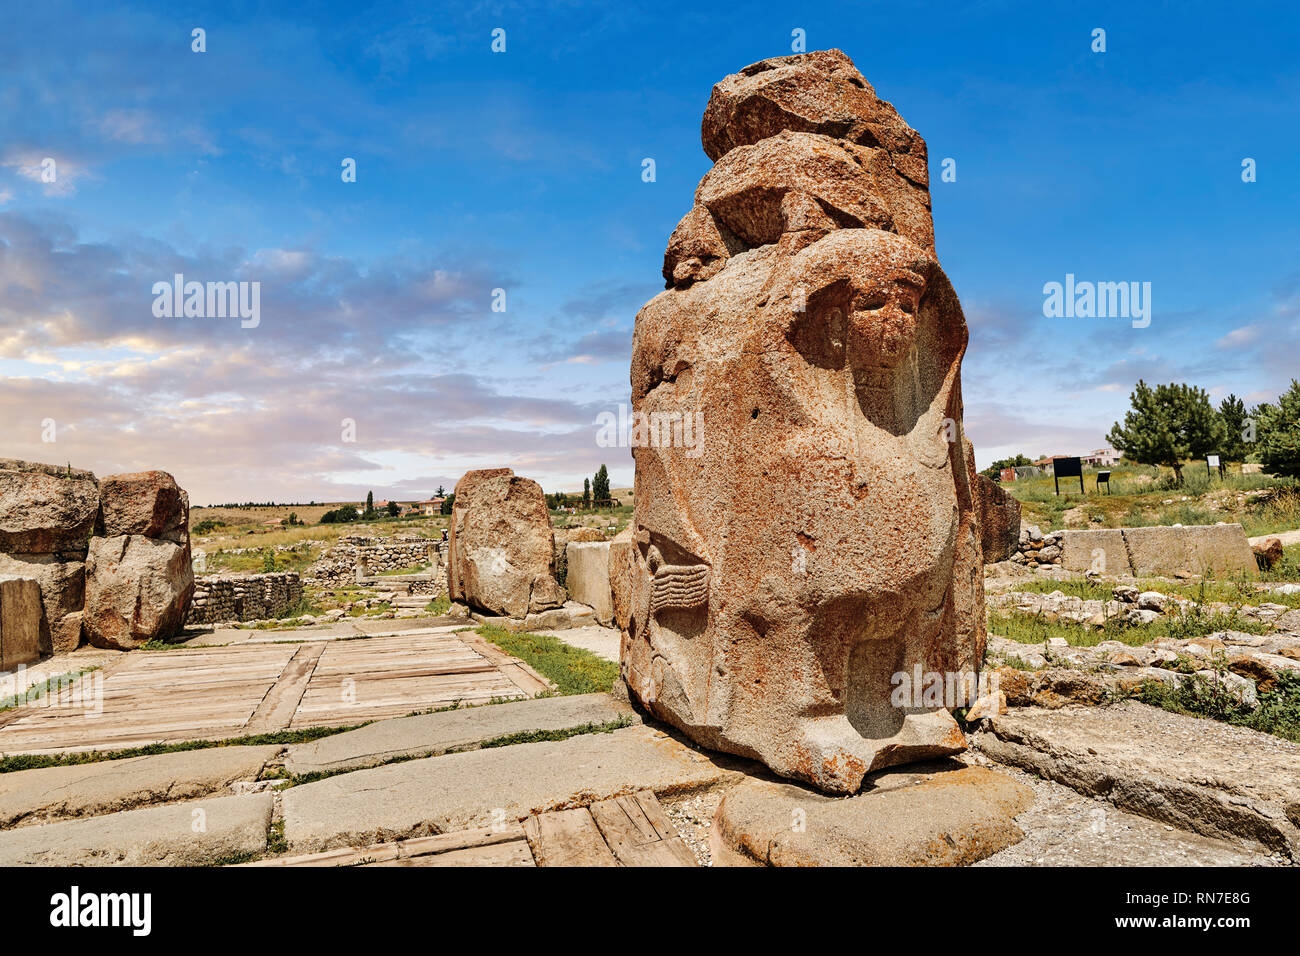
[83, 534, 194, 650]
[448, 469, 565, 619]
[624, 50, 984, 795]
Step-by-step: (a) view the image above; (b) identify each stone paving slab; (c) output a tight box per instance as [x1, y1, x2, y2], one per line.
[972, 701, 1300, 859]
[178, 617, 466, 647]
[534, 625, 621, 663]
[285, 692, 637, 776]
[0, 791, 272, 866]
[0, 745, 281, 829]
[971, 758, 1280, 867]
[281, 723, 746, 852]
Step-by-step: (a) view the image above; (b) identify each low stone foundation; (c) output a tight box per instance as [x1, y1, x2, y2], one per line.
[1060, 523, 1256, 577]
[305, 537, 440, 586]
[188, 572, 304, 624]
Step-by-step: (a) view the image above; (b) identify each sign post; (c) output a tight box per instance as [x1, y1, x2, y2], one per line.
[1052, 456, 1084, 496]
[1206, 454, 1222, 479]
[1096, 470, 1111, 494]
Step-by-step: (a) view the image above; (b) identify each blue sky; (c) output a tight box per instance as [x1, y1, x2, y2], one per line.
[1, 0, 1296, 504]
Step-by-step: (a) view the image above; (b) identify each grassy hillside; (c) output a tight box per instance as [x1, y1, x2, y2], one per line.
[1001, 463, 1299, 535]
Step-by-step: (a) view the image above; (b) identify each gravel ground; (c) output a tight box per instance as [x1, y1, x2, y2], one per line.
[662, 791, 727, 866]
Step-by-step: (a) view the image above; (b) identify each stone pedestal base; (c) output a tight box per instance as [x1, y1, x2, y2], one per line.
[711, 763, 1032, 866]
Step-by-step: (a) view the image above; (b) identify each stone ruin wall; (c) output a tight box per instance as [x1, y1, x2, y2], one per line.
[305, 536, 443, 586]
[187, 572, 304, 624]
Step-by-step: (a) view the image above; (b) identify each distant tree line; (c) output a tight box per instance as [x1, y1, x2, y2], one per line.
[548, 464, 615, 510]
[1107, 379, 1300, 483]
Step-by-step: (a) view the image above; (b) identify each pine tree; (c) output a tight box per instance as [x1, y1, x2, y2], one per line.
[1107, 380, 1223, 483]
[583, 478, 591, 509]
[592, 465, 611, 505]
[1218, 394, 1249, 463]
[1258, 380, 1300, 479]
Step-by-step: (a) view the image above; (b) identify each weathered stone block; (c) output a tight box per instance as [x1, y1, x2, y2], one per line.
[1120, 525, 1192, 577]
[98, 470, 189, 544]
[1183, 523, 1258, 576]
[0, 467, 99, 554]
[83, 535, 194, 650]
[0, 554, 85, 655]
[447, 469, 564, 619]
[710, 766, 1032, 866]
[565, 541, 613, 625]
[1061, 528, 1129, 575]
[1123, 524, 1255, 577]
[0, 577, 42, 670]
[975, 474, 1021, 563]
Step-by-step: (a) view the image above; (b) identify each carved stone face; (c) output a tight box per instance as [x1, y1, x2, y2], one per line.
[622, 50, 983, 796]
[625, 230, 982, 794]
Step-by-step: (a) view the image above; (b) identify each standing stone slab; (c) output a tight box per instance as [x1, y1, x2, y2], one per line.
[0, 553, 85, 655]
[0, 577, 42, 670]
[565, 541, 613, 625]
[623, 49, 981, 795]
[975, 474, 1021, 564]
[448, 469, 565, 619]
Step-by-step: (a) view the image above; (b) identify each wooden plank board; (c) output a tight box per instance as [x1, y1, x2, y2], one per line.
[589, 791, 697, 867]
[525, 808, 620, 867]
[243, 642, 325, 734]
[368, 840, 534, 867]
[244, 824, 528, 867]
[0, 626, 552, 754]
[459, 632, 556, 694]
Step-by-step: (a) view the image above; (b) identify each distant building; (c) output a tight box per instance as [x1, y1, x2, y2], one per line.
[416, 498, 445, 516]
[1081, 447, 1123, 467]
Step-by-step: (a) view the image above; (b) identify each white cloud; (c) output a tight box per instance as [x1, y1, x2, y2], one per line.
[1215, 325, 1260, 349]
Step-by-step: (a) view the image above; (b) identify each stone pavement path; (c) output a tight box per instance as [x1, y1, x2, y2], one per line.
[0, 685, 1285, 866]
[247, 790, 696, 867]
[533, 624, 621, 662]
[972, 701, 1300, 860]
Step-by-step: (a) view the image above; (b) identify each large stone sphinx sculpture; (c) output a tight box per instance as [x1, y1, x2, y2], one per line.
[620, 50, 985, 794]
